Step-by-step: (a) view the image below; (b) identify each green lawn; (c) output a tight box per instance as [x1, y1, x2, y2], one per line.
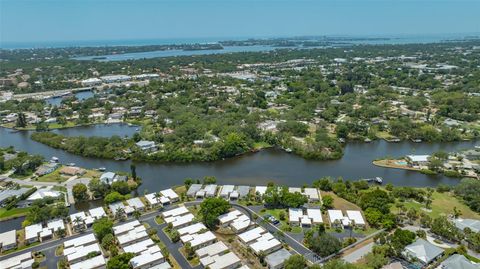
[391, 191, 480, 219]
[36, 167, 67, 183]
[253, 141, 272, 149]
[0, 207, 30, 220]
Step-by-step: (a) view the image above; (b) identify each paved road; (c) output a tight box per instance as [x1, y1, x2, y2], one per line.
[342, 242, 374, 263]
[145, 218, 200, 269]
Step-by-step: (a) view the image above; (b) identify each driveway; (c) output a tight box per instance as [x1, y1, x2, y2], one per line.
[342, 242, 374, 263]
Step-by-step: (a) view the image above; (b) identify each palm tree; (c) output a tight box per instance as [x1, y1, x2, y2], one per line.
[73, 216, 84, 231]
[115, 207, 126, 221]
[154, 192, 162, 207]
[349, 219, 356, 238]
[133, 210, 141, 220]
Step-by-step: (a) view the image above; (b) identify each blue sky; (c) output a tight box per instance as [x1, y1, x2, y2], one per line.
[1, 0, 479, 44]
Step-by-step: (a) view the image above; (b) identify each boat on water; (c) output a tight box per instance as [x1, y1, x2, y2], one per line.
[51, 156, 59, 162]
[67, 163, 76, 166]
[284, 148, 293, 153]
[411, 139, 422, 143]
[97, 167, 106, 172]
[360, 177, 383, 184]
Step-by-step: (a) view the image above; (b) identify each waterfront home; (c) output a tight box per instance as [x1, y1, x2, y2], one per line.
[35, 162, 59, 176]
[135, 140, 158, 153]
[402, 238, 444, 265]
[265, 248, 292, 269]
[0, 230, 17, 252]
[219, 185, 235, 199]
[255, 186, 268, 197]
[145, 192, 163, 207]
[47, 219, 65, 233]
[236, 185, 251, 198]
[0, 252, 34, 269]
[59, 166, 86, 176]
[186, 184, 203, 197]
[109, 201, 134, 217]
[100, 172, 116, 184]
[23, 187, 62, 206]
[406, 155, 431, 166]
[160, 188, 179, 202]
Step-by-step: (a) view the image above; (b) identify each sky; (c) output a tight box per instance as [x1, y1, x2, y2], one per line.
[1, 0, 479, 45]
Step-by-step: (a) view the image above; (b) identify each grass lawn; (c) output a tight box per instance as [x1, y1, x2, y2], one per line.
[55, 245, 64, 256]
[52, 186, 67, 192]
[253, 141, 272, 149]
[173, 185, 186, 197]
[154, 216, 164, 225]
[376, 131, 395, 140]
[321, 191, 361, 211]
[36, 168, 68, 183]
[391, 191, 480, 219]
[179, 246, 200, 267]
[0, 207, 30, 220]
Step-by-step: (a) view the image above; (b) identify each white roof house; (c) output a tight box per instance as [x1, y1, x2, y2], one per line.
[113, 220, 143, 236]
[122, 238, 156, 255]
[70, 255, 106, 269]
[255, 186, 268, 196]
[195, 241, 229, 258]
[25, 223, 43, 243]
[328, 210, 350, 226]
[145, 193, 161, 206]
[186, 184, 203, 197]
[0, 252, 34, 269]
[0, 230, 17, 250]
[26, 187, 61, 201]
[130, 250, 165, 269]
[161, 206, 189, 218]
[127, 197, 145, 211]
[218, 210, 243, 226]
[406, 155, 430, 163]
[200, 252, 241, 269]
[289, 208, 303, 224]
[346, 210, 366, 226]
[265, 248, 292, 269]
[64, 233, 97, 249]
[109, 202, 134, 216]
[186, 231, 216, 250]
[304, 188, 320, 201]
[238, 227, 267, 245]
[47, 219, 65, 232]
[166, 213, 195, 229]
[66, 243, 101, 263]
[307, 209, 323, 224]
[219, 185, 235, 198]
[204, 184, 218, 197]
[117, 226, 149, 247]
[89, 207, 107, 220]
[177, 223, 207, 236]
[289, 208, 323, 226]
[160, 188, 179, 201]
[250, 235, 282, 255]
[70, 212, 87, 223]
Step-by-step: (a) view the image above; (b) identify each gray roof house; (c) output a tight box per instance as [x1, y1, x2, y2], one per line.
[186, 184, 202, 197]
[265, 248, 292, 269]
[403, 238, 444, 265]
[440, 254, 478, 269]
[453, 218, 480, 233]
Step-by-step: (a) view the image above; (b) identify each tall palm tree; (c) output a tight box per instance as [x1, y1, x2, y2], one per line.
[73, 216, 84, 231]
[115, 207, 126, 221]
[154, 192, 162, 207]
[133, 210, 141, 220]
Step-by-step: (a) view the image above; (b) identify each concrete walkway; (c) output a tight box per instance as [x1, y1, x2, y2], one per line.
[342, 242, 374, 263]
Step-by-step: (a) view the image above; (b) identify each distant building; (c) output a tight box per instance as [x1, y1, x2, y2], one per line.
[35, 162, 59, 176]
[135, 140, 158, 152]
[100, 75, 131, 83]
[80, 78, 102, 86]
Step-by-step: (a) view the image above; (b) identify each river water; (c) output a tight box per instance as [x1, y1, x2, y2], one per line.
[0, 124, 477, 232]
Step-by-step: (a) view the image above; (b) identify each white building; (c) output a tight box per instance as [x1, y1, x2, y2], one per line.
[135, 140, 157, 152]
[0, 252, 34, 269]
[328, 210, 350, 228]
[24, 223, 43, 243]
[89, 207, 107, 220]
[0, 230, 17, 251]
[127, 197, 145, 211]
[346, 210, 366, 226]
[160, 189, 179, 202]
[70, 255, 106, 269]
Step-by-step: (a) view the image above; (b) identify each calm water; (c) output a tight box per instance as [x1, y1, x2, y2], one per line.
[73, 45, 281, 61]
[0, 124, 477, 232]
[1, 125, 477, 191]
[45, 90, 95, 106]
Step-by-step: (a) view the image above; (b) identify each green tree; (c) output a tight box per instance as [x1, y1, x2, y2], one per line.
[130, 164, 137, 179]
[16, 112, 27, 128]
[306, 233, 342, 257]
[107, 253, 135, 269]
[284, 255, 307, 269]
[199, 197, 231, 229]
[112, 181, 130, 195]
[92, 217, 113, 242]
[72, 183, 89, 202]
